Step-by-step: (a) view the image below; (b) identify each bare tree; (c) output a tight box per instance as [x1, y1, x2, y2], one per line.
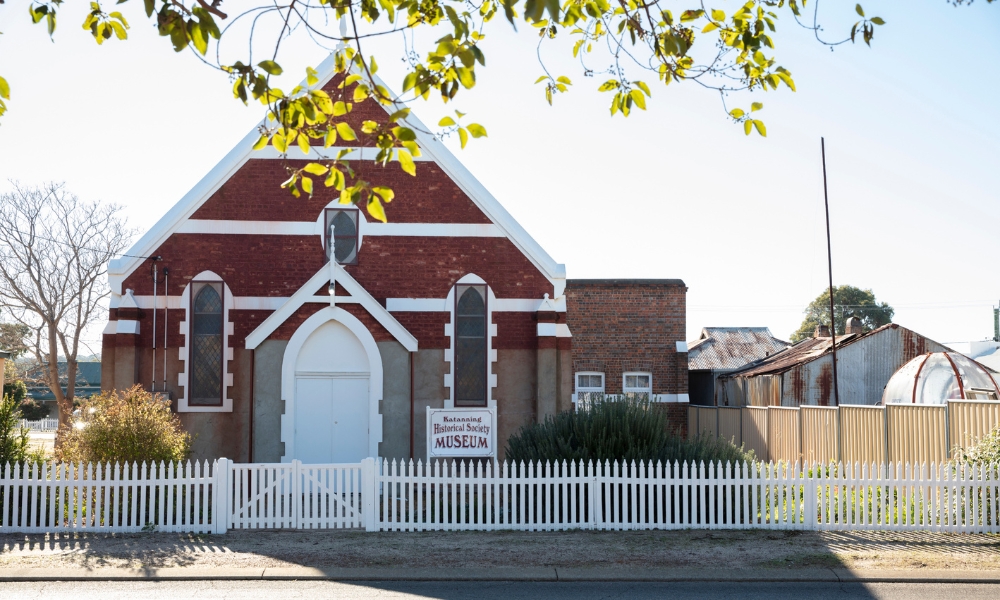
[0, 182, 132, 431]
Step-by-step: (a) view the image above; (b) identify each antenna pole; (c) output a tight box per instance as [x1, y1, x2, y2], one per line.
[821, 138, 840, 406]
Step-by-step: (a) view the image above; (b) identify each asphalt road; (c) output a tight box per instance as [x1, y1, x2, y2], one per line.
[2, 581, 1000, 599]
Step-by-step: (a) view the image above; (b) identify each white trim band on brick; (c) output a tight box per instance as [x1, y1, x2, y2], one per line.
[115, 320, 139, 335]
[174, 220, 505, 238]
[386, 297, 562, 313]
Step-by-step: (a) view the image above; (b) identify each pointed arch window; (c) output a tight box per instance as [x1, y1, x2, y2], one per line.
[325, 207, 359, 265]
[189, 282, 224, 406]
[455, 284, 487, 407]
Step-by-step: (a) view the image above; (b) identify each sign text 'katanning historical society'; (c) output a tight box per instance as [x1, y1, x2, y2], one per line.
[426, 408, 496, 458]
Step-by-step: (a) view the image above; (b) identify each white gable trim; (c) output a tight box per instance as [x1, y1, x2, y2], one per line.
[244, 262, 418, 352]
[108, 54, 565, 296]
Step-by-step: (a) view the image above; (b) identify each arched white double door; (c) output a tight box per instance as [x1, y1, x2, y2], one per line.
[281, 308, 383, 464]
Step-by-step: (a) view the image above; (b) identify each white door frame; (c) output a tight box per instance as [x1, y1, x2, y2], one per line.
[280, 306, 383, 462]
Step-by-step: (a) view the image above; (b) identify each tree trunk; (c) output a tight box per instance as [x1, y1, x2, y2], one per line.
[46, 322, 70, 432]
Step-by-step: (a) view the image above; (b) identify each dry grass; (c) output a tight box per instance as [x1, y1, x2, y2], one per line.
[2, 529, 999, 572]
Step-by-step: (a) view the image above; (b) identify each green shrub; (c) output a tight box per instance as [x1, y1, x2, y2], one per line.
[0, 393, 30, 467]
[18, 397, 49, 420]
[954, 425, 1000, 466]
[57, 385, 192, 464]
[505, 395, 754, 465]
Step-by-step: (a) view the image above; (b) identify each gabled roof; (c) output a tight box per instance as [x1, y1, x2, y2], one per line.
[108, 53, 565, 293]
[687, 327, 790, 371]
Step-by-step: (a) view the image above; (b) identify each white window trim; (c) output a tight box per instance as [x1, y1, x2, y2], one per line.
[316, 200, 366, 256]
[443, 274, 497, 409]
[178, 271, 235, 412]
[623, 371, 653, 395]
[572, 371, 605, 406]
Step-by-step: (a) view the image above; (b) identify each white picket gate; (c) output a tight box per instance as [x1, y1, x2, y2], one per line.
[2, 458, 998, 534]
[223, 460, 367, 530]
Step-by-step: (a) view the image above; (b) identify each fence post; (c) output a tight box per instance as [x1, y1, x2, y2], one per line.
[292, 459, 302, 529]
[361, 457, 377, 532]
[804, 462, 817, 531]
[213, 458, 231, 534]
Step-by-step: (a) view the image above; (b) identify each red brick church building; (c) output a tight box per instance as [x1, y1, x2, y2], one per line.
[101, 56, 689, 462]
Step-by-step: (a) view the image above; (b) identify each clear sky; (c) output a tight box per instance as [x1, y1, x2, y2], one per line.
[1, 1, 997, 350]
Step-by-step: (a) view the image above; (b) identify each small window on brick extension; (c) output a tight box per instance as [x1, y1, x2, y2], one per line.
[623, 372, 652, 396]
[325, 207, 359, 265]
[575, 372, 605, 394]
[189, 282, 224, 406]
[455, 284, 487, 407]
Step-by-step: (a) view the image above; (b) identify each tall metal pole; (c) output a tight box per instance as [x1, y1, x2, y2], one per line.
[821, 138, 840, 406]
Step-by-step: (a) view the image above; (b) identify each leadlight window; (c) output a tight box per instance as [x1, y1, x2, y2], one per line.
[189, 282, 223, 406]
[455, 284, 487, 407]
[325, 207, 359, 265]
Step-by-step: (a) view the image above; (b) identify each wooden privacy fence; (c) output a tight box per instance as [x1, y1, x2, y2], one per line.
[4, 457, 999, 533]
[689, 400, 1000, 464]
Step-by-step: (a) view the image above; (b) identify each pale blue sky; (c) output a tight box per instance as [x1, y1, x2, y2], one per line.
[0, 1, 997, 347]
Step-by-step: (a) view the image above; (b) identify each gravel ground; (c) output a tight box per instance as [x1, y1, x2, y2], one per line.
[2, 529, 999, 571]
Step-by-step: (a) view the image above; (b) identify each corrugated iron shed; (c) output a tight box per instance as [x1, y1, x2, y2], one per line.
[687, 327, 790, 371]
[723, 324, 956, 406]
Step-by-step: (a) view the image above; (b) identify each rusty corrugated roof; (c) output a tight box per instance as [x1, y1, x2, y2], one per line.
[687, 327, 790, 371]
[726, 324, 924, 377]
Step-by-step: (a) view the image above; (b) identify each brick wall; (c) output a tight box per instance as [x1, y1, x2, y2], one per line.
[564, 280, 687, 395]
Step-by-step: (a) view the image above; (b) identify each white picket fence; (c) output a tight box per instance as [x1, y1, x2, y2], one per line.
[1, 461, 222, 533]
[18, 419, 59, 432]
[2, 459, 998, 534]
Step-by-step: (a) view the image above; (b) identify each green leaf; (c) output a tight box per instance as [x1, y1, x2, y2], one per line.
[273, 132, 288, 153]
[397, 148, 416, 176]
[870, 16, 885, 25]
[324, 127, 337, 148]
[304, 162, 329, 176]
[752, 119, 767, 137]
[297, 132, 311, 155]
[467, 123, 488, 138]
[629, 89, 646, 110]
[335, 122, 357, 141]
[301, 176, 314, 197]
[367, 195, 387, 223]
[252, 134, 269, 151]
[306, 67, 319, 86]
[372, 186, 395, 203]
[0, 76, 9, 100]
[751, 102, 763, 112]
[110, 21, 128, 40]
[258, 60, 283, 76]
[109, 11, 129, 28]
[855, 4, 864, 17]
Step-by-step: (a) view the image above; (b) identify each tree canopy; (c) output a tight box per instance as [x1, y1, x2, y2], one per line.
[790, 285, 894, 343]
[0, 1, 907, 219]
